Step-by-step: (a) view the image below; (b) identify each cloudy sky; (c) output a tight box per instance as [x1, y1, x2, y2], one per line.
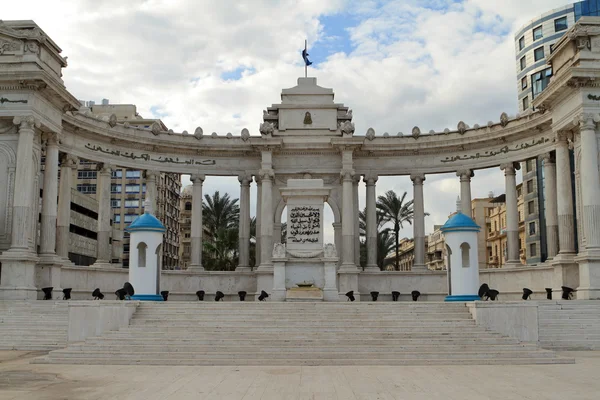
[5, 0, 572, 241]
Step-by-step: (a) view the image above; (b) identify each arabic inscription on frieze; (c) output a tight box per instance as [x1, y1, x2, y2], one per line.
[84, 143, 216, 166]
[289, 206, 321, 244]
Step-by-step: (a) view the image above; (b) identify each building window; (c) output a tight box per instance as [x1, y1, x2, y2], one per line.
[111, 199, 121, 208]
[533, 25, 543, 41]
[124, 214, 138, 223]
[126, 184, 140, 193]
[527, 179, 534, 194]
[521, 77, 528, 90]
[112, 170, 122, 179]
[526, 159, 533, 172]
[77, 170, 97, 179]
[142, 184, 147, 193]
[184, 233, 191, 238]
[125, 200, 139, 208]
[532, 67, 552, 98]
[111, 184, 122, 193]
[529, 222, 536, 236]
[534, 46, 544, 61]
[185, 202, 192, 211]
[519, 36, 525, 51]
[114, 214, 121, 223]
[528, 201, 535, 215]
[554, 16, 568, 32]
[530, 243, 537, 257]
[126, 170, 141, 179]
[520, 56, 526, 71]
[550, 43, 555, 54]
[523, 96, 529, 110]
[77, 184, 96, 194]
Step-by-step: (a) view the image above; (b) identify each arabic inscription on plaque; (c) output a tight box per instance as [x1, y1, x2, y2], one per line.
[289, 206, 321, 244]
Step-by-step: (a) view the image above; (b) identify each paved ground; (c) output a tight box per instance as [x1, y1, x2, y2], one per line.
[0, 351, 599, 400]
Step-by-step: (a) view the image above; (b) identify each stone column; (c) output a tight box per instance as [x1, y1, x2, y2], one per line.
[0, 116, 40, 299]
[353, 175, 361, 268]
[144, 170, 159, 213]
[95, 163, 113, 265]
[457, 169, 473, 217]
[365, 173, 379, 271]
[411, 174, 426, 272]
[39, 132, 60, 258]
[38, 133, 62, 293]
[555, 135, 576, 255]
[333, 221, 342, 266]
[255, 176, 262, 267]
[542, 153, 559, 259]
[56, 154, 77, 260]
[340, 170, 357, 271]
[258, 169, 274, 270]
[189, 174, 205, 271]
[577, 114, 600, 250]
[501, 162, 521, 266]
[237, 173, 251, 271]
[574, 113, 600, 299]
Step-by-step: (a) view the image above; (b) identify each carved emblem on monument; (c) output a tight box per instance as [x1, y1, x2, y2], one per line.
[340, 120, 355, 136]
[303, 111, 313, 125]
[259, 121, 275, 137]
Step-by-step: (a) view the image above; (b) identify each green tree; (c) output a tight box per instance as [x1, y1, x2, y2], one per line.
[202, 191, 240, 270]
[377, 190, 414, 271]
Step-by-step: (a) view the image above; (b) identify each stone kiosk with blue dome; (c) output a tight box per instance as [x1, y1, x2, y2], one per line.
[125, 200, 166, 301]
[441, 200, 481, 302]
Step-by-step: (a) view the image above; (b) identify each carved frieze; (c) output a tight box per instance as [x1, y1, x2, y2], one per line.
[0, 38, 21, 55]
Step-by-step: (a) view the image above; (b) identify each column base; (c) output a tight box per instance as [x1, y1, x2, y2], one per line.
[364, 265, 380, 272]
[0, 250, 38, 300]
[91, 261, 117, 269]
[504, 261, 523, 268]
[411, 263, 427, 272]
[235, 266, 252, 272]
[188, 264, 205, 272]
[256, 263, 274, 272]
[37, 255, 63, 299]
[338, 269, 360, 301]
[339, 262, 360, 273]
[575, 249, 600, 300]
[551, 253, 579, 296]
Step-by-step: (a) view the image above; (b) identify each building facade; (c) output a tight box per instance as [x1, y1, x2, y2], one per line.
[516, 0, 600, 113]
[178, 185, 193, 270]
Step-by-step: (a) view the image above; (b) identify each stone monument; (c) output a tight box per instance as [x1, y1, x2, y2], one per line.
[271, 179, 338, 301]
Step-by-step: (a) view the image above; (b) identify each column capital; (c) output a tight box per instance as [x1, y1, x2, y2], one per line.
[96, 163, 113, 175]
[144, 170, 160, 181]
[190, 173, 205, 184]
[500, 162, 520, 175]
[574, 112, 600, 131]
[60, 153, 78, 169]
[541, 152, 555, 164]
[340, 169, 355, 182]
[13, 115, 40, 130]
[364, 172, 378, 185]
[555, 129, 574, 143]
[238, 173, 252, 185]
[456, 169, 474, 180]
[258, 169, 274, 181]
[410, 173, 426, 184]
[42, 131, 61, 146]
[352, 174, 361, 184]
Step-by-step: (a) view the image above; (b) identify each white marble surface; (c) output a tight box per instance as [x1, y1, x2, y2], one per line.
[1, 351, 600, 399]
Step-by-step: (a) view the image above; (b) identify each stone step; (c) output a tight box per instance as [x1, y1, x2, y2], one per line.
[46, 349, 558, 360]
[34, 356, 574, 366]
[128, 320, 477, 327]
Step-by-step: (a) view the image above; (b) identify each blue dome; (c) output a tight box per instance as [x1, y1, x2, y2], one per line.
[440, 212, 480, 233]
[125, 212, 165, 233]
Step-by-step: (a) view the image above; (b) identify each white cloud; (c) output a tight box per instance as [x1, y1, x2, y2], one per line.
[4, 0, 545, 242]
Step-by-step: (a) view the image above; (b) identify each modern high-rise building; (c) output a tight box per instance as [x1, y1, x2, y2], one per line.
[516, 0, 600, 112]
[75, 102, 182, 269]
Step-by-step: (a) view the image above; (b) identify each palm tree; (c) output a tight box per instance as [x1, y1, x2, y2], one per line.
[203, 191, 240, 239]
[377, 190, 414, 271]
[358, 207, 386, 238]
[377, 229, 396, 270]
[202, 191, 240, 270]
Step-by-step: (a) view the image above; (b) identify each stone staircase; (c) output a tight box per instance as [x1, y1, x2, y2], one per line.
[539, 302, 600, 350]
[37, 302, 572, 365]
[0, 301, 69, 350]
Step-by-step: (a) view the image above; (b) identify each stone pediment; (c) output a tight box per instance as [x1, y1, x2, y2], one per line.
[0, 21, 66, 67]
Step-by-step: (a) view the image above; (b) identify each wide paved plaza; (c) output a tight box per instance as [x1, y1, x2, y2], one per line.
[0, 351, 599, 400]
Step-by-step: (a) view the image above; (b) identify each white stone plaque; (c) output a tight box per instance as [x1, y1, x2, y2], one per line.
[288, 205, 321, 245]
